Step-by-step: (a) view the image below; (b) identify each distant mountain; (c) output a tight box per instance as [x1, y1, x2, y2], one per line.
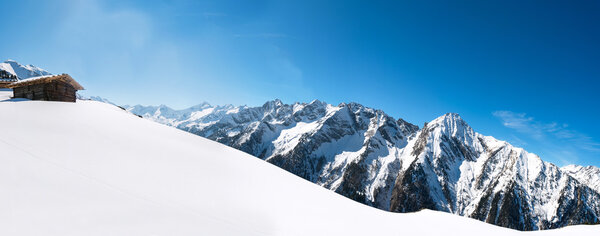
[0, 59, 51, 80]
[126, 100, 600, 230]
[84, 96, 118, 106]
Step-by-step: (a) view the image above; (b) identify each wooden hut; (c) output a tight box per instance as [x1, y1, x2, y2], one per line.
[6, 74, 84, 102]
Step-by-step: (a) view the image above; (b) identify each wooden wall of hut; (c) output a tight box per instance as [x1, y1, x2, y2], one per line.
[13, 81, 77, 102]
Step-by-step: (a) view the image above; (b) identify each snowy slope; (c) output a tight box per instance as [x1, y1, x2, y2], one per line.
[0, 89, 12, 100]
[126, 100, 600, 230]
[1, 97, 599, 235]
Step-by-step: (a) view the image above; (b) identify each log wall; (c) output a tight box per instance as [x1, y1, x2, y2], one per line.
[13, 81, 77, 102]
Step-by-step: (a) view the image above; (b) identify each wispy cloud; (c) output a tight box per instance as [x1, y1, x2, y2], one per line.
[493, 110, 600, 153]
[507, 134, 528, 148]
[492, 111, 542, 138]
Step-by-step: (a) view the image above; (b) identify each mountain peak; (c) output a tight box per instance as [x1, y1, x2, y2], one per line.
[424, 112, 476, 141]
[4, 59, 23, 67]
[308, 99, 325, 106]
[1, 59, 51, 79]
[441, 112, 462, 120]
[259, 99, 282, 111]
[429, 113, 467, 126]
[263, 99, 283, 108]
[303, 99, 327, 111]
[339, 102, 367, 111]
[188, 102, 212, 110]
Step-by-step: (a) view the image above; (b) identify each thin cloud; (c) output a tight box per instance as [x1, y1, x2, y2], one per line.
[493, 110, 600, 153]
[492, 111, 543, 139]
[507, 134, 528, 148]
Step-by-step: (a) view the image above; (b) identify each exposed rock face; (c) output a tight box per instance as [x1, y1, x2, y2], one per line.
[388, 113, 600, 230]
[562, 165, 600, 193]
[126, 101, 600, 231]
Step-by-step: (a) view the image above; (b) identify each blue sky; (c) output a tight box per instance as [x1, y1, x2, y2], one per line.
[1, 0, 599, 167]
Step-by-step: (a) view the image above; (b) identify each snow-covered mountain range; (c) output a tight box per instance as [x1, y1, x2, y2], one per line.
[3, 91, 599, 235]
[125, 100, 600, 230]
[0, 59, 51, 80]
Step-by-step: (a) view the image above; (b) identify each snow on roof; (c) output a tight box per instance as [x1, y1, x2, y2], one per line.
[11, 74, 55, 83]
[6, 74, 84, 90]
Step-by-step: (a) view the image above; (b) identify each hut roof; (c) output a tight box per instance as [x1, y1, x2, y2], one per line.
[6, 74, 84, 90]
